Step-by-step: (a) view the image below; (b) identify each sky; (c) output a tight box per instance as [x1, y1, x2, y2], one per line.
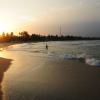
[0, 0, 100, 36]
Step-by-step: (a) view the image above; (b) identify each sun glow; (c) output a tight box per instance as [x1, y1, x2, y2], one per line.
[0, 21, 14, 33]
[0, 16, 34, 34]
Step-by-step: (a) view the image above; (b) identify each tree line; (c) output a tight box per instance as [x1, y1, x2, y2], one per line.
[0, 31, 100, 43]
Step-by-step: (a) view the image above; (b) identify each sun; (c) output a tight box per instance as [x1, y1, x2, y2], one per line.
[0, 23, 8, 32]
[0, 16, 33, 34]
[0, 22, 11, 33]
[0, 20, 15, 34]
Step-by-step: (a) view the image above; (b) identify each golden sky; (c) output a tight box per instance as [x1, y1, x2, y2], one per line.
[0, 0, 100, 36]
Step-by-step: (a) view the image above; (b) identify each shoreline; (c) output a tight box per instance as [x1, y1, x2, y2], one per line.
[0, 57, 12, 100]
[0, 43, 12, 100]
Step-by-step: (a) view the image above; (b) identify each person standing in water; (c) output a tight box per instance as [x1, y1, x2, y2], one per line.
[46, 43, 48, 50]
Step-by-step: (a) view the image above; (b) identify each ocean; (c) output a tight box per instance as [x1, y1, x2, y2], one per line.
[2, 40, 100, 66]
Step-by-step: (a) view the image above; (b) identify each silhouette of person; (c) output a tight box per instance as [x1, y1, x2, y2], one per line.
[46, 44, 48, 50]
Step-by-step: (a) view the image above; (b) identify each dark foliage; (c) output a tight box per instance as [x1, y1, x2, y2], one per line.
[0, 31, 100, 43]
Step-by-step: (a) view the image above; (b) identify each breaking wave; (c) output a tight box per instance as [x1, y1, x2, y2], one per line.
[48, 52, 100, 67]
[85, 58, 100, 67]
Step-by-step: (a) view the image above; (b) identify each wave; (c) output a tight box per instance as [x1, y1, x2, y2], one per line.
[85, 58, 100, 67]
[5, 43, 100, 67]
[77, 54, 100, 67]
[48, 52, 100, 67]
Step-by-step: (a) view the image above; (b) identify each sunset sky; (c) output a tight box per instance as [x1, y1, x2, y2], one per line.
[0, 0, 100, 36]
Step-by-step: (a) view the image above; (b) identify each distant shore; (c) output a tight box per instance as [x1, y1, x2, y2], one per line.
[0, 31, 100, 43]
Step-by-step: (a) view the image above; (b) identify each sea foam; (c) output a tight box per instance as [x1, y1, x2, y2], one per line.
[49, 52, 100, 67]
[85, 58, 100, 67]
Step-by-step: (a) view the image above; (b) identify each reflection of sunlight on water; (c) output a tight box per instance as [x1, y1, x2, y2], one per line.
[0, 51, 6, 58]
[0, 48, 4, 51]
[0, 48, 5, 57]
[0, 52, 3, 57]
[0, 44, 22, 59]
[9, 44, 20, 48]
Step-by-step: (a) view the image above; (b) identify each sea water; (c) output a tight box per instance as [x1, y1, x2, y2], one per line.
[2, 40, 100, 66]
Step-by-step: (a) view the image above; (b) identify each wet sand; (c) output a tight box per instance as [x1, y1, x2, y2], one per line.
[27, 59, 100, 100]
[3, 57, 100, 100]
[0, 57, 12, 100]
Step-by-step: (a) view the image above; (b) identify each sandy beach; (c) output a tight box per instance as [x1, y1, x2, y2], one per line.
[0, 43, 12, 99]
[2, 57, 100, 100]
[0, 57, 12, 100]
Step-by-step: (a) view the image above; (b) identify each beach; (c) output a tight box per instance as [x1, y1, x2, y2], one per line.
[0, 41, 100, 100]
[0, 57, 11, 100]
[0, 0, 100, 99]
[2, 58, 100, 100]
[0, 43, 12, 99]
